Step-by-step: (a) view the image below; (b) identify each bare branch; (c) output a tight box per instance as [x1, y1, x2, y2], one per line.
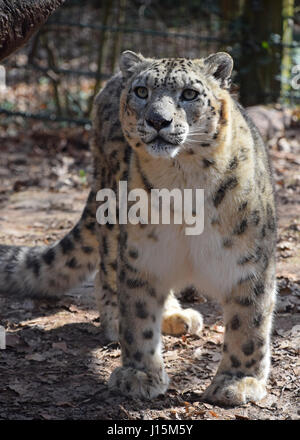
[0, 0, 65, 61]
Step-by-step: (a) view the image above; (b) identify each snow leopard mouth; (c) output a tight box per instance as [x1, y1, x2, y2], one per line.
[147, 136, 176, 147]
[145, 133, 185, 147]
[145, 136, 182, 158]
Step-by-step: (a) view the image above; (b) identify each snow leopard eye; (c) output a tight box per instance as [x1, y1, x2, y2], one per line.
[134, 86, 148, 99]
[181, 89, 199, 101]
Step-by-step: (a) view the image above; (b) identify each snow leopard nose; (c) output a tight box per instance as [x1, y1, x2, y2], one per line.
[146, 113, 172, 132]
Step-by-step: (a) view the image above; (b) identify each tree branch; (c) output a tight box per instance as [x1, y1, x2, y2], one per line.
[0, 0, 65, 62]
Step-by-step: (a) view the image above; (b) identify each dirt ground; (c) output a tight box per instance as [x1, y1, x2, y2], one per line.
[0, 119, 299, 420]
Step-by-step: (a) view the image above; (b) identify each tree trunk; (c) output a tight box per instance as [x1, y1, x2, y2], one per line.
[238, 0, 283, 106]
[0, 0, 65, 62]
[280, 0, 295, 103]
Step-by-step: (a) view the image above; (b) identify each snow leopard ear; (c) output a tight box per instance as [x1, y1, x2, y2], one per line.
[204, 52, 233, 89]
[120, 51, 145, 78]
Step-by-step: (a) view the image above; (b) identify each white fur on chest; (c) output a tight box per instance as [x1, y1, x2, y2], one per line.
[131, 155, 249, 300]
[135, 213, 246, 300]
[188, 220, 242, 299]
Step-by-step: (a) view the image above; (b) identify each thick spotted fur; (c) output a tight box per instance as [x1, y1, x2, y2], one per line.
[0, 51, 276, 406]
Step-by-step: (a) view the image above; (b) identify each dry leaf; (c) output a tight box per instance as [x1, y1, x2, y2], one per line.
[235, 414, 250, 420]
[40, 413, 52, 420]
[52, 341, 68, 352]
[25, 353, 45, 362]
[8, 382, 28, 396]
[184, 401, 191, 415]
[193, 347, 202, 360]
[6, 333, 22, 347]
[209, 410, 219, 418]
[56, 401, 76, 408]
[211, 324, 224, 333]
[164, 351, 178, 361]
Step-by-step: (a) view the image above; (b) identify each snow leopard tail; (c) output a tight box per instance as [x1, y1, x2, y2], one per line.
[0, 190, 99, 297]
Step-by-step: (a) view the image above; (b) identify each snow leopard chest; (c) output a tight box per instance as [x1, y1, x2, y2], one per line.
[132, 202, 248, 300]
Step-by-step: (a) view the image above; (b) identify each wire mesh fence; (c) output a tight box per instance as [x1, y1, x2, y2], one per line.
[0, 0, 299, 126]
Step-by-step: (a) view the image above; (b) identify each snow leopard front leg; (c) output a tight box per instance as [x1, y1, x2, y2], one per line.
[108, 228, 169, 399]
[202, 259, 276, 406]
[94, 219, 120, 343]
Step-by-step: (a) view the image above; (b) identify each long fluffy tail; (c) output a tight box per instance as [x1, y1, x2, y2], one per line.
[0, 191, 98, 297]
